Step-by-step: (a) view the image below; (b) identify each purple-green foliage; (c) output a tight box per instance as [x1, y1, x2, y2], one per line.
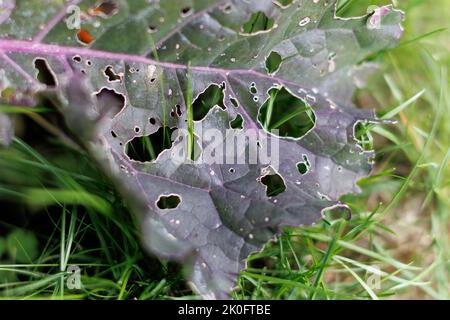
[0, 0, 404, 298]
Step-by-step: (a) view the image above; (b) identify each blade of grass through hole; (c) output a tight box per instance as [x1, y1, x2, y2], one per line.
[148, 36, 169, 157]
[246, 12, 271, 34]
[125, 136, 156, 161]
[264, 89, 279, 128]
[186, 62, 194, 160]
[269, 105, 314, 131]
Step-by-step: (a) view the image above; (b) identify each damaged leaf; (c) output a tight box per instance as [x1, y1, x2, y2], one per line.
[0, 0, 404, 299]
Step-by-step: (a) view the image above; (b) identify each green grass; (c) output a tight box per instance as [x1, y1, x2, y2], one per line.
[0, 0, 449, 300]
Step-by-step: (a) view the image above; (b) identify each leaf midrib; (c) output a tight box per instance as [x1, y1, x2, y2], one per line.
[0, 39, 315, 93]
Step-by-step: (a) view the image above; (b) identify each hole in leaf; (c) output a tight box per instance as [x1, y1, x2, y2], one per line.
[34, 58, 56, 87]
[258, 87, 316, 139]
[230, 114, 244, 129]
[323, 205, 352, 221]
[296, 155, 311, 175]
[354, 121, 373, 151]
[157, 194, 181, 210]
[221, 3, 232, 14]
[275, 0, 293, 7]
[90, 0, 119, 18]
[266, 51, 282, 74]
[77, 29, 95, 45]
[261, 173, 286, 197]
[175, 104, 182, 117]
[297, 163, 308, 175]
[126, 126, 175, 162]
[180, 7, 193, 17]
[96, 88, 125, 117]
[230, 97, 239, 108]
[170, 104, 183, 117]
[104, 66, 121, 82]
[192, 83, 225, 121]
[242, 11, 275, 34]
